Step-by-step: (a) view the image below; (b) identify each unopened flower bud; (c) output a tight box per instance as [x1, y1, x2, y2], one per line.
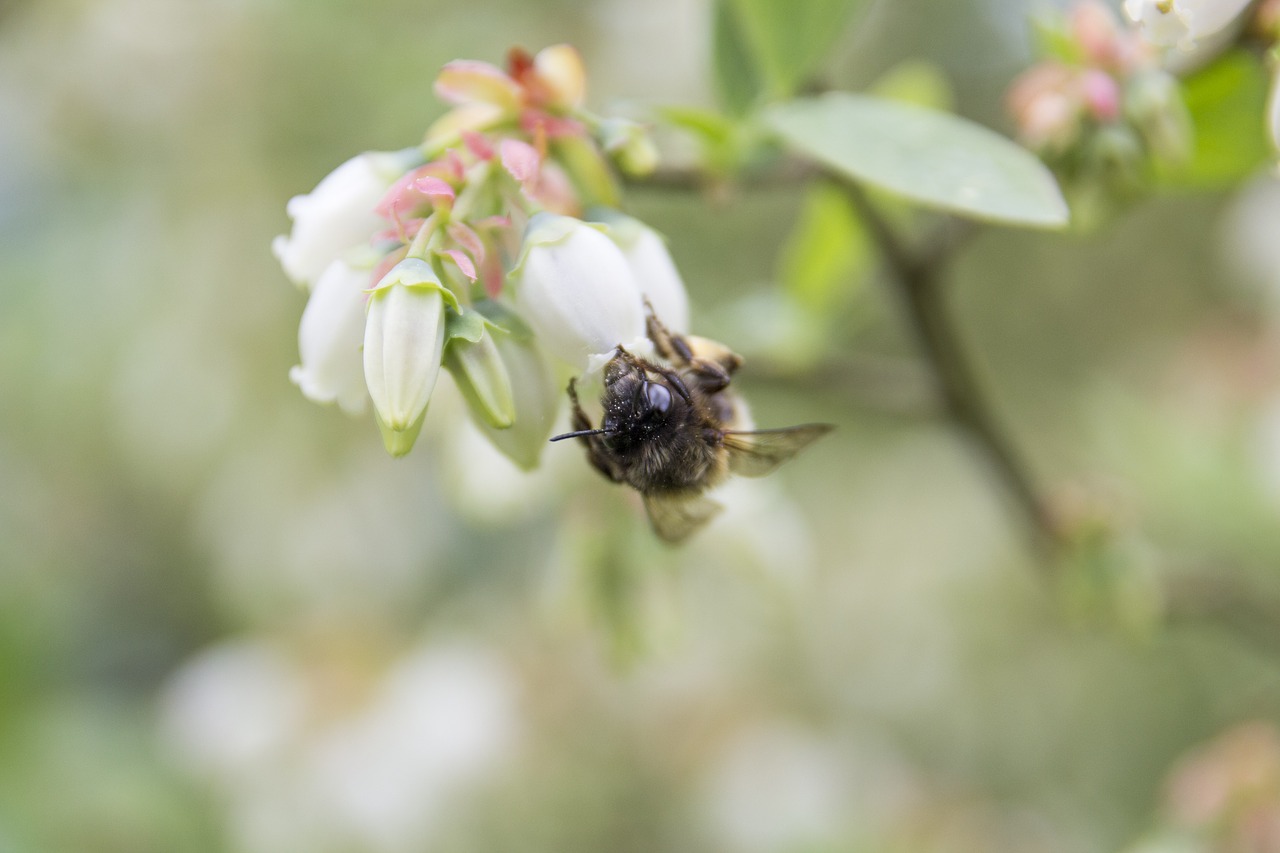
[533, 44, 587, 110]
[473, 331, 560, 470]
[289, 259, 370, 414]
[512, 214, 649, 372]
[445, 328, 517, 429]
[599, 118, 659, 176]
[1125, 70, 1192, 165]
[589, 209, 690, 332]
[273, 149, 419, 287]
[363, 259, 449, 453]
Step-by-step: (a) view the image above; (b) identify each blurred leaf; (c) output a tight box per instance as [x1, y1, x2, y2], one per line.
[712, 0, 765, 116]
[765, 93, 1070, 228]
[729, 0, 863, 97]
[778, 182, 870, 315]
[657, 105, 737, 146]
[655, 104, 747, 174]
[869, 61, 955, 112]
[1160, 50, 1269, 189]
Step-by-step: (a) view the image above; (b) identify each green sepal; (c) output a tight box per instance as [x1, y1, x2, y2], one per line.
[472, 299, 534, 341]
[376, 408, 426, 458]
[443, 304, 489, 345]
[367, 257, 461, 313]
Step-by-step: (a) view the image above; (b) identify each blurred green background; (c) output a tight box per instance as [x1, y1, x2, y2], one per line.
[4, 0, 1280, 851]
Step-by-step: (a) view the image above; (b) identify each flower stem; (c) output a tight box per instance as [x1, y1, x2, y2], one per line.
[405, 214, 440, 260]
[834, 177, 1062, 561]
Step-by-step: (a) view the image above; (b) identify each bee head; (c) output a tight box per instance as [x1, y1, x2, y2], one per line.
[600, 353, 687, 445]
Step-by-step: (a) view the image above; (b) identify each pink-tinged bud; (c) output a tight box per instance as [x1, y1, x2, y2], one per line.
[1071, 1, 1124, 69]
[424, 103, 508, 152]
[438, 249, 477, 282]
[462, 131, 495, 161]
[289, 260, 370, 414]
[363, 259, 448, 449]
[1007, 63, 1082, 150]
[499, 138, 541, 184]
[533, 44, 587, 109]
[512, 214, 649, 372]
[414, 176, 457, 211]
[434, 60, 522, 110]
[273, 149, 419, 287]
[1081, 70, 1122, 122]
[447, 223, 486, 263]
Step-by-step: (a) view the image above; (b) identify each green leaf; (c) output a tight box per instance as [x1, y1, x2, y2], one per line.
[656, 105, 737, 147]
[1160, 50, 1269, 189]
[712, 0, 764, 116]
[778, 182, 870, 314]
[730, 0, 862, 97]
[764, 93, 1070, 228]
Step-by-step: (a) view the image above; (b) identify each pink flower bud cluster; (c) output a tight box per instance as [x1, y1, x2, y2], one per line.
[1007, 2, 1157, 153]
[1006, 0, 1190, 186]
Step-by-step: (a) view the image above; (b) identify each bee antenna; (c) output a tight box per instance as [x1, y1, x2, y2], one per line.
[549, 428, 609, 442]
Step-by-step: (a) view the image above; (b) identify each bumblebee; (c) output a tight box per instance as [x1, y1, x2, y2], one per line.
[551, 310, 832, 542]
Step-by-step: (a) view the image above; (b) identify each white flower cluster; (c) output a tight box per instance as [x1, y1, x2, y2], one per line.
[271, 46, 687, 464]
[160, 639, 519, 853]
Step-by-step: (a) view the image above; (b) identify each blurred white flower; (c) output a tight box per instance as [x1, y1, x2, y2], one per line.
[704, 725, 849, 853]
[512, 213, 651, 373]
[1122, 0, 1252, 49]
[591, 209, 691, 332]
[160, 639, 520, 853]
[441, 415, 581, 523]
[158, 641, 308, 781]
[302, 645, 519, 853]
[290, 259, 370, 415]
[273, 150, 416, 287]
[364, 259, 448, 452]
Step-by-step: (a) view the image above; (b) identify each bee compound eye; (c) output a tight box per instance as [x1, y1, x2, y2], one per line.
[643, 381, 672, 414]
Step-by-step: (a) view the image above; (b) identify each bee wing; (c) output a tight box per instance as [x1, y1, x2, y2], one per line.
[643, 493, 724, 544]
[722, 424, 834, 478]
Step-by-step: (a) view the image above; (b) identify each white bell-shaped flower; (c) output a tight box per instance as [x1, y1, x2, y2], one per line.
[512, 214, 650, 372]
[363, 259, 448, 449]
[591, 209, 691, 333]
[1122, 0, 1252, 49]
[289, 259, 370, 414]
[273, 149, 417, 287]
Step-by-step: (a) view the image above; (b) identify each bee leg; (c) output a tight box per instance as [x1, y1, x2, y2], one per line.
[643, 301, 738, 393]
[566, 379, 625, 484]
[644, 302, 695, 364]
